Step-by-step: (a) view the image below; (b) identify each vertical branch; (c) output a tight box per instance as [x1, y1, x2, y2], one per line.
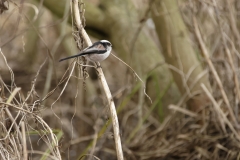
[21, 122, 28, 160]
[71, 0, 124, 159]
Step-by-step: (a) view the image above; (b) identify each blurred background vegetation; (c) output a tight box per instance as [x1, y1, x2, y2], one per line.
[1, 0, 240, 159]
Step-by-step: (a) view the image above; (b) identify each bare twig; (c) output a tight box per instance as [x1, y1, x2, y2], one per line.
[0, 88, 23, 143]
[51, 61, 76, 120]
[0, 102, 33, 114]
[111, 53, 152, 103]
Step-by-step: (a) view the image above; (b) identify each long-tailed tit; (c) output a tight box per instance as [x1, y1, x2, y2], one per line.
[59, 40, 112, 62]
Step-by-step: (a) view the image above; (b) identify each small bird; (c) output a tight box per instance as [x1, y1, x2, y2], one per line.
[59, 40, 112, 62]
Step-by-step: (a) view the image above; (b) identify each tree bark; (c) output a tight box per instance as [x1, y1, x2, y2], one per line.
[152, 0, 211, 111]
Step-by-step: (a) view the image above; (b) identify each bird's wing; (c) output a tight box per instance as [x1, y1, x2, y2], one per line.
[79, 42, 106, 55]
[79, 47, 106, 55]
[83, 42, 106, 51]
[59, 43, 106, 62]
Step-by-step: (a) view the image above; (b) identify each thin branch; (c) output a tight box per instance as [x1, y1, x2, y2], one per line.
[71, 1, 124, 159]
[111, 53, 152, 103]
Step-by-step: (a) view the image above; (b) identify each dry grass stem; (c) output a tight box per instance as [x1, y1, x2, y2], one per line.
[168, 104, 198, 117]
[201, 84, 240, 141]
[193, 17, 238, 126]
[21, 122, 28, 160]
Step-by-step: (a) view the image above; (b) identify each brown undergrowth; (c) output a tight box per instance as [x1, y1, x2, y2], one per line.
[0, 0, 240, 160]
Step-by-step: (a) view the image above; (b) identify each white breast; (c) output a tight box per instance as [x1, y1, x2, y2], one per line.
[86, 48, 111, 62]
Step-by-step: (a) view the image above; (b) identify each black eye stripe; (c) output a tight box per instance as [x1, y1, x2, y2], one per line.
[101, 41, 111, 46]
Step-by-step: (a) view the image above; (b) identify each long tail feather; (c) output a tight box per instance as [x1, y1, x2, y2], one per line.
[59, 54, 82, 62]
[59, 49, 106, 62]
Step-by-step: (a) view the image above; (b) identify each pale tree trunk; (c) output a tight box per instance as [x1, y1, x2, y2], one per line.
[152, 0, 211, 111]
